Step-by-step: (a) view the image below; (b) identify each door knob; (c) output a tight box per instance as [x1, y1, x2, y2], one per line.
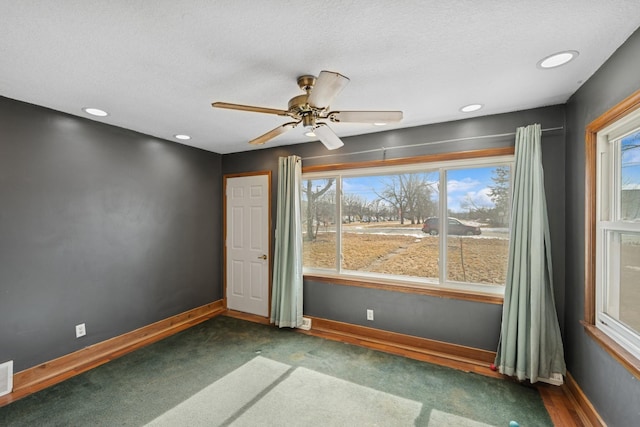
[258, 254, 267, 260]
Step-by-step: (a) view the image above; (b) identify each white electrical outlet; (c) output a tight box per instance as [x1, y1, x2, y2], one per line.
[75, 323, 86, 338]
[366, 309, 374, 321]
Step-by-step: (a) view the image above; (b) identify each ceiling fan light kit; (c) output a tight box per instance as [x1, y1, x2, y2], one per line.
[212, 70, 403, 150]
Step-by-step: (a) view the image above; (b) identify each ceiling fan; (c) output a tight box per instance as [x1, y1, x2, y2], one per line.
[212, 71, 403, 150]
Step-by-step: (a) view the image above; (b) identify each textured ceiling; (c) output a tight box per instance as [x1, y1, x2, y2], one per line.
[1, 1, 639, 154]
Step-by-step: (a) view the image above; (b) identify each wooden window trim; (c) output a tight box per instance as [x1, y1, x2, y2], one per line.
[581, 322, 640, 380]
[302, 147, 514, 174]
[304, 274, 503, 305]
[584, 88, 640, 379]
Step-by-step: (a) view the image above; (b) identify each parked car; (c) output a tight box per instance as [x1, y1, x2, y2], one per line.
[421, 217, 481, 236]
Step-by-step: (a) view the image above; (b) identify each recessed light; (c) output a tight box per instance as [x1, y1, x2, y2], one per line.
[174, 134, 191, 140]
[83, 107, 108, 117]
[373, 122, 387, 126]
[304, 131, 316, 137]
[537, 50, 579, 69]
[460, 104, 483, 113]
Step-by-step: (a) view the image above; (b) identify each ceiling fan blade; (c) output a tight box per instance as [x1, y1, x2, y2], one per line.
[212, 102, 288, 116]
[327, 110, 403, 123]
[249, 121, 299, 145]
[307, 71, 350, 108]
[313, 123, 344, 150]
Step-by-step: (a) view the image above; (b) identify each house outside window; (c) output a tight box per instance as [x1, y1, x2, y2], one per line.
[595, 112, 640, 361]
[302, 155, 513, 295]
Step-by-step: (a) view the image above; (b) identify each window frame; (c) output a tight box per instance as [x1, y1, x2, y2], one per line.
[595, 119, 640, 359]
[584, 89, 640, 379]
[302, 147, 514, 303]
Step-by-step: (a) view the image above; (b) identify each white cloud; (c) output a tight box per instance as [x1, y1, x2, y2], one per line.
[465, 188, 493, 207]
[449, 187, 494, 212]
[447, 178, 481, 193]
[622, 152, 640, 163]
[476, 188, 494, 204]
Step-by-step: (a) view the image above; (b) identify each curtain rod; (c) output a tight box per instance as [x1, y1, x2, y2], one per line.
[301, 126, 564, 161]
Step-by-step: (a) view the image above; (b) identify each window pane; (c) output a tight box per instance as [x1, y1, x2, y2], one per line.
[606, 233, 640, 334]
[621, 130, 640, 220]
[302, 179, 337, 270]
[340, 173, 439, 280]
[446, 166, 510, 285]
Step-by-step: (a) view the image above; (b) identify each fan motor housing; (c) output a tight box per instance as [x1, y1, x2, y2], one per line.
[288, 94, 310, 116]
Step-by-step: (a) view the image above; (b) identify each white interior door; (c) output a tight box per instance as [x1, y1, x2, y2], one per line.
[225, 174, 270, 316]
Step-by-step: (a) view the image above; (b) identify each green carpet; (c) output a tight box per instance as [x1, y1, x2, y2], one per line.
[0, 316, 552, 426]
[147, 356, 423, 426]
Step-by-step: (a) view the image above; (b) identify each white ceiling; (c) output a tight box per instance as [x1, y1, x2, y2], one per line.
[1, 1, 639, 154]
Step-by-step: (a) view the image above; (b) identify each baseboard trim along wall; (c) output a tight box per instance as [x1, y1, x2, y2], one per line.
[0, 300, 225, 407]
[565, 372, 606, 426]
[301, 316, 605, 426]
[300, 316, 500, 378]
[223, 309, 271, 325]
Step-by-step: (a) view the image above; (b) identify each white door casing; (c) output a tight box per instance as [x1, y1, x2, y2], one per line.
[225, 174, 270, 316]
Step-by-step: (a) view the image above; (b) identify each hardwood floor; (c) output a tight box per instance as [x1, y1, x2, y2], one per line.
[538, 381, 594, 426]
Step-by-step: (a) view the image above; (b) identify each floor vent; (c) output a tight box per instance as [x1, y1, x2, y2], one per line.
[0, 360, 13, 397]
[538, 372, 563, 386]
[299, 317, 312, 331]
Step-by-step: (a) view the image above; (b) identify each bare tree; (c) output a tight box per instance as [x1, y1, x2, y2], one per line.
[488, 166, 511, 226]
[342, 193, 366, 223]
[459, 194, 494, 222]
[375, 173, 436, 224]
[367, 198, 386, 222]
[302, 179, 334, 240]
[413, 175, 438, 223]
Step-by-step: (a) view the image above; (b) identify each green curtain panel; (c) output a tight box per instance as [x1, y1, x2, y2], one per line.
[495, 124, 566, 383]
[270, 155, 303, 328]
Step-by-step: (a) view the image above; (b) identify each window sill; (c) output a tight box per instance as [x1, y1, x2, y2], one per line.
[304, 274, 504, 305]
[582, 321, 640, 380]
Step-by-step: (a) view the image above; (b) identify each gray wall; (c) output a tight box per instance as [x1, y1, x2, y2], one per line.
[0, 97, 223, 372]
[223, 105, 566, 351]
[564, 29, 640, 425]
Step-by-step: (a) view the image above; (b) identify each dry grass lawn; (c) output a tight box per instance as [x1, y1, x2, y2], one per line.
[304, 232, 508, 285]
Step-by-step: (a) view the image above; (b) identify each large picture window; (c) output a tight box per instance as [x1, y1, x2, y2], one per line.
[302, 155, 513, 294]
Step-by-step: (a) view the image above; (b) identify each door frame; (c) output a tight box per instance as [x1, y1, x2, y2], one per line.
[223, 170, 272, 318]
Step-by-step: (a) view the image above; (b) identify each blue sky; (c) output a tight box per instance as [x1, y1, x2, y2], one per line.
[338, 166, 501, 212]
[622, 132, 640, 189]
